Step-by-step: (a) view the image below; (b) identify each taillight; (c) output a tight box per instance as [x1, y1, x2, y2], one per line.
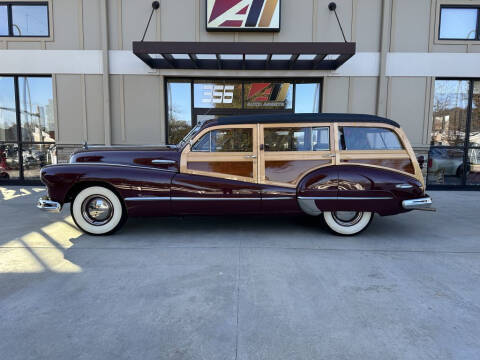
[428, 157, 432, 168]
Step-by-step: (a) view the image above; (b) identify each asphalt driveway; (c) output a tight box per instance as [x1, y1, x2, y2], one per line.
[0, 186, 479, 360]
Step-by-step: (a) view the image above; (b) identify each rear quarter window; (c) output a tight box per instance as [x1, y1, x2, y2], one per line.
[339, 127, 404, 150]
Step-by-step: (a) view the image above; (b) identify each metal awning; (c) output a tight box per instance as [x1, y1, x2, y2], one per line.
[132, 41, 356, 71]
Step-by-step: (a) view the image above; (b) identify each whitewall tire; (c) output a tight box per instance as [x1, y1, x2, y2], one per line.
[322, 211, 373, 236]
[71, 186, 126, 235]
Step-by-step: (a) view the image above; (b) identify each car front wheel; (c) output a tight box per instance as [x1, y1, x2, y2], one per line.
[71, 186, 126, 235]
[322, 211, 373, 236]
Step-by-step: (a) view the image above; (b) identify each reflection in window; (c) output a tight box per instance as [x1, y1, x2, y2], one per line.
[470, 81, 480, 147]
[431, 80, 470, 147]
[427, 147, 464, 185]
[167, 81, 192, 145]
[22, 143, 55, 179]
[439, 7, 478, 40]
[0, 5, 8, 36]
[295, 83, 321, 113]
[467, 148, 480, 185]
[0, 77, 17, 142]
[264, 128, 310, 151]
[18, 77, 55, 143]
[340, 127, 403, 150]
[244, 82, 293, 110]
[312, 127, 330, 151]
[0, 143, 20, 180]
[11, 4, 49, 37]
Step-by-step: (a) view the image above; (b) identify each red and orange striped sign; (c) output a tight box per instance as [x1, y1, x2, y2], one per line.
[207, 0, 280, 31]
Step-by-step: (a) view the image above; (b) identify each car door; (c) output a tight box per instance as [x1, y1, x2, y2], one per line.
[258, 123, 337, 212]
[172, 124, 261, 215]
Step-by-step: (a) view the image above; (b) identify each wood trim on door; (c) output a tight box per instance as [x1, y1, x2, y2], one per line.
[180, 124, 258, 184]
[258, 123, 336, 188]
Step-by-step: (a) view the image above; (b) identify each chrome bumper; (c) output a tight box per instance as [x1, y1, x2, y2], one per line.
[402, 197, 435, 211]
[37, 196, 62, 213]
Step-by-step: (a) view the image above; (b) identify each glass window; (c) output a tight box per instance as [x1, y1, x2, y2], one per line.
[470, 81, 480, 148]
[245, 82, 293, 110]
[22, 143, 55, 179]
[167, 81, 192, 145]
[0, 143, 20, 180]
[427, 147, 465, 185]
[18, 77, 55, 143]
[264, 127, 310, 151]
[11, 4, 49, 37]
[0, 77, 17, 142]
[194, 80, 242, 109]
[192, 128, 253, 152]
[466, 148, 480, 185]
[0, 5, 8, 36]
[295, 83, 321, 113]
[439, 7, 478, 40]
[312, 127, 330, 151]
[431, 80, 470, 147]
[340, 127, 404, 151]
[192, 132, 210, 152]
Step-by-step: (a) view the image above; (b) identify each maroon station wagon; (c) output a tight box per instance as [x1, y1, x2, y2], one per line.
[37, 113, 434, 236]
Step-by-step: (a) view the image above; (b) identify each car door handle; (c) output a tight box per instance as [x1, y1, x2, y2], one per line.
[244, 155, 257, 159]
[152, 159, 176, 164]
[322, 154, 336, 158]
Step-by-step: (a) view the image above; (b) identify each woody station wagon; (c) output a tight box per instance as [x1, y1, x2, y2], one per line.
[37, 113, 434, 236]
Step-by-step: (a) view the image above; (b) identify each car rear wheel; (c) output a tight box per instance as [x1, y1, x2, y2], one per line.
[322, 211, 373, 236]
[70, 186, 126, 235]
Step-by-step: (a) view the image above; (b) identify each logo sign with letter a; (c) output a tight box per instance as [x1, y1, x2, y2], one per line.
[207, 0, 280, 31]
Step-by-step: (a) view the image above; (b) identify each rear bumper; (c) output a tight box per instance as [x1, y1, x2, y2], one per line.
[402, 196, 435, 211]
[37, 196, 62, 213]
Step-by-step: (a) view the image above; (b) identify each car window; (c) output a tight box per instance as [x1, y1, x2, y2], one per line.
[264, 128, 309, 151]
[264, 127, 330, 151]
[339, 127, 404, 150]
[192, 128, 253, 152]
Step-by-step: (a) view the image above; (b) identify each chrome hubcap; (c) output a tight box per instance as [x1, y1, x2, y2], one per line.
[332, 211, 363, 227]
[81, 195, 114, 226]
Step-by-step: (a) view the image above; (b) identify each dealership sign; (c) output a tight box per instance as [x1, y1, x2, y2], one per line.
[207, 0, 280, 31]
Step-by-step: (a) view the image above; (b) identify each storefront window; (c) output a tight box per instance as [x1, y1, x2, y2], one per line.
[167, 79, 322, 145]
[167, 80, 192, 145]
[0, 5, 8, 36]
[0, 75, 54, 182]
[428, 79, 480, 187]
[295, 83, 321, 113]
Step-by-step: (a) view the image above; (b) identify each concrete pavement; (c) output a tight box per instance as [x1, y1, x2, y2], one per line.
[0, 186, 479, 360]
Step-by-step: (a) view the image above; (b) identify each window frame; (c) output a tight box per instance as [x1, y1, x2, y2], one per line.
[0, 74, 55, 184]
[438, 4, 480, 41]
[0, 1, 52, 40]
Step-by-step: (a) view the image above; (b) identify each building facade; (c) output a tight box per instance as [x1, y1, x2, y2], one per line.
[0, 0, 479, 189]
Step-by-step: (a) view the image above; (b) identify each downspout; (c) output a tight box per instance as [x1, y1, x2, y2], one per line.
[376, 0, 392, 116]
[101, 0, 112, 146]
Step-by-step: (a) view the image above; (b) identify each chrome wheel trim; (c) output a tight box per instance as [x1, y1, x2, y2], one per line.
[331, 211, 363, 227]
[81, 195, 114, 226]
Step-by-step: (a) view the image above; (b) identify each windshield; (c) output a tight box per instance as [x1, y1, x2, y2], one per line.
[177, 123, 203, 149]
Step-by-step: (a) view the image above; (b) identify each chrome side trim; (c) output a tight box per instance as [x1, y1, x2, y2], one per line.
[262, 197, 296, 200]
[402, 197, 435, 211]
[152, 159, 176, 164]
[125, 197, 169, 201]
[297, 196, 394, 200]
[37, 197, 62, 213]
[43, 162, 177, 172]
[172, 197, 260, 201]
[396, 184, 414, 189]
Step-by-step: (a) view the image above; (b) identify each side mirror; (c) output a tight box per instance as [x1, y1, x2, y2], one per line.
[417, 155, 425, 169]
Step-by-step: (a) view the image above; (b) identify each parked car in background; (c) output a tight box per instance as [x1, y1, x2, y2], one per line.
[38, 114, 433, 236]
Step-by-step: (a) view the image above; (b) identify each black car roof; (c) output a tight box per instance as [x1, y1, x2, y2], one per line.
[203, 113, 400, 128]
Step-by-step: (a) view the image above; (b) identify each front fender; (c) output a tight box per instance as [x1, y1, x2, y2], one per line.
[40, 163, 175, 205]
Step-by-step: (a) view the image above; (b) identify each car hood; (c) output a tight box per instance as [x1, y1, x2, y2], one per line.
[69, 146, 181, 172]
